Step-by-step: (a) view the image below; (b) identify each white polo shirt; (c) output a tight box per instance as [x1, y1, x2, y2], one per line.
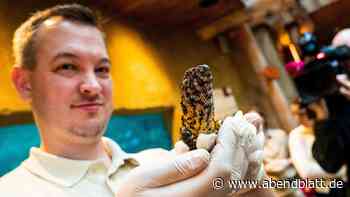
[0, 137, 140, 197]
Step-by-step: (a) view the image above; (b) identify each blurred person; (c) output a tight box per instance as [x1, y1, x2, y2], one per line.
[256, 110, 303, 197]
[0, 3, 274, 197]
[312, 29, 350, 197]
[290, 100, 346, 197]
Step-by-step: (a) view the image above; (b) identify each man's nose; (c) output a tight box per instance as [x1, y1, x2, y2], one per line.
[79, 73, 102, 96]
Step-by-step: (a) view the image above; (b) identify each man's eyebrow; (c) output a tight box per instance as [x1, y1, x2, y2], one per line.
[51, 53, 111, 65]
[51, 52, 78, 63]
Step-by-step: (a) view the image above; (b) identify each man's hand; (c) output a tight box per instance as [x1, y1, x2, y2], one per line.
[242, 112, 265, 181]
[337, 74, 350, 100]
[115, 149, 210, 196]
[116, 111, 266, 196]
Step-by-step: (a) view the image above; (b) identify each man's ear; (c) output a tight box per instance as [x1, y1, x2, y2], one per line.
[11, 66, 32, 101]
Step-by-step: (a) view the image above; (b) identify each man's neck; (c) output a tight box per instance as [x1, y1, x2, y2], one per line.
[40, 136, 111, 162]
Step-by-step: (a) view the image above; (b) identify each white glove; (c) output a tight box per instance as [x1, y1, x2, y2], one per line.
[116, 113, 248, 196]
[196, 111, 265, 181]
[115, 149, 210, 197]
[242, 111, 265, 181]
[116, 111, 265, 197]
[194, 111, 266, 196]
[196, 133, 217, 150]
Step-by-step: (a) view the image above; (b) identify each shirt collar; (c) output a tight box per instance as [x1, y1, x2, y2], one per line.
[22, 137, 139, 187]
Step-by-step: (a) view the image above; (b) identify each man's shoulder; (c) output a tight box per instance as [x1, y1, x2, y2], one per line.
[1, 164, 30, 182]
[0, 164, 41, 195]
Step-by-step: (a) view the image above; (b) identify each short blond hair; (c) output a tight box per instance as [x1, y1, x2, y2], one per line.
[13, 4, 102, 70]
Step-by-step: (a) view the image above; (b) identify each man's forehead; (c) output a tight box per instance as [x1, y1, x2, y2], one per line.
[37, 17, 101, 36]
[42, 16, 65, 28]
[35, 17, 106, 50]
[33, 17, 109, 64]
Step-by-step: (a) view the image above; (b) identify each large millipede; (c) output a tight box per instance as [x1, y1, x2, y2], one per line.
[180, 64, 220, 150]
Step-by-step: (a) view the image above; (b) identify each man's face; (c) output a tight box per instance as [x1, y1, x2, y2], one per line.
[28, 18, 113, 142]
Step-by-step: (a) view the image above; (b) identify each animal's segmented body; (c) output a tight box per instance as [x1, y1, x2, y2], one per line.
[180, 64, 220, 150]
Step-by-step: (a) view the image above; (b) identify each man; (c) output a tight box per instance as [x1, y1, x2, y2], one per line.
[0, 4, 271, 196]
[312, 29, 350, 197]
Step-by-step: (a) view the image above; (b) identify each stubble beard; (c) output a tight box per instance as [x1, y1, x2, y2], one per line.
[70, 123, 105, 138]
[69, 113, 110, 138]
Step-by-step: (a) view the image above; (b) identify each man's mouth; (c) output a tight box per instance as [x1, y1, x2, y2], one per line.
[71, 102, 103, 112]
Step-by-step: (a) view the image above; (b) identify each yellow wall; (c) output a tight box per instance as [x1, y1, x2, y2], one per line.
[0, 13, 31, 114]
[107, 25, 175, 110]
[104, 22, 252, 142]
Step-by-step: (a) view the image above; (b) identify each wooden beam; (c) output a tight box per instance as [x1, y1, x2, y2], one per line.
[231, 24, 297, 131]
[197, 0, 299, 40]
[197, 9, 250, 40]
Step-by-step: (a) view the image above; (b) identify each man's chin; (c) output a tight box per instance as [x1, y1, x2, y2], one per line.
[69, 122, 106, 139]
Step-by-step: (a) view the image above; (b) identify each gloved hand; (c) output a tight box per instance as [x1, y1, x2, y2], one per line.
[178, 111, 265, 195]
[116, 111, 265, 196]
[195, 111, 266, 196]
[115, 149, 211, 197]
[242, 111, 265, 181]
[196, 111, 265, 182]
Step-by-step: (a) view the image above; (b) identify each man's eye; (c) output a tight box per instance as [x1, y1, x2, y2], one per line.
[54, 64, 77, 77]
[96, 67, 110, 74]
[59, 64, 76, 70]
